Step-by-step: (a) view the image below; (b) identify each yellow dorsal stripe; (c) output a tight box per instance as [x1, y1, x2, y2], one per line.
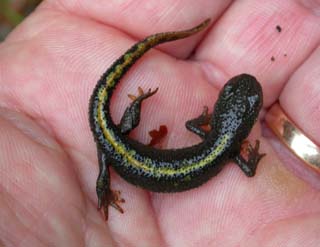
[97, 87, 229, 176]
[96, 34, 230, 177]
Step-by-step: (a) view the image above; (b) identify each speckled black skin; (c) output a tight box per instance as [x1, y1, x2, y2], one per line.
[88, 19, 265, 218]
[113, 74, 264, 191]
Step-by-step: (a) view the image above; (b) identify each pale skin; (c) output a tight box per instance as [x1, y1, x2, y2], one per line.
[0, 0, 320, 246]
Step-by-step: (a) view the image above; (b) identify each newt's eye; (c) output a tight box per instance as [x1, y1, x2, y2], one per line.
[248, 95, 259, 109]
[222, 85, 235, 100]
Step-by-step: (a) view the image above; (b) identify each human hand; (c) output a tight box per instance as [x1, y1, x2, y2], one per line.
[0, 1, 319, 246]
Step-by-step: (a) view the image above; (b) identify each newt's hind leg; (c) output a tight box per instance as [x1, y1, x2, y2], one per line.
[185, 106, 211, 140]
[119, 87, 158, 135]
[96, 148, 125, 220]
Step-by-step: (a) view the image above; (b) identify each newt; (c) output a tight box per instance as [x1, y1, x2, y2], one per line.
[88, 19, 265, 219]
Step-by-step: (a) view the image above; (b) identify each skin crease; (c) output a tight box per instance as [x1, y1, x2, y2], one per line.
[0, 0, 320, 246]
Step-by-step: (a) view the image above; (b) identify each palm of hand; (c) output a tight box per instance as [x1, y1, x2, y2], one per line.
[0, 1, 320, 246]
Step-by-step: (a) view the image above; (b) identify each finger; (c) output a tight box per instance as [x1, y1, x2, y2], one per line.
[40, 0, 232, 57]
[276, 45, 320, 188]
[195, 0, 320, 105]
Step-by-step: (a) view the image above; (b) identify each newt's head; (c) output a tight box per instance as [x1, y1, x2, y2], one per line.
[212, 74, 263, 140]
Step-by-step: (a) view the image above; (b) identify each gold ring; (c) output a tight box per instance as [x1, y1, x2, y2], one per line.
[265, 103, 320, 173]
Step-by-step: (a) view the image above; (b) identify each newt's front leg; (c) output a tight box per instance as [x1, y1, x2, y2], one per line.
[185, 106, 211, 139]
[233, 140, 265, 177]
